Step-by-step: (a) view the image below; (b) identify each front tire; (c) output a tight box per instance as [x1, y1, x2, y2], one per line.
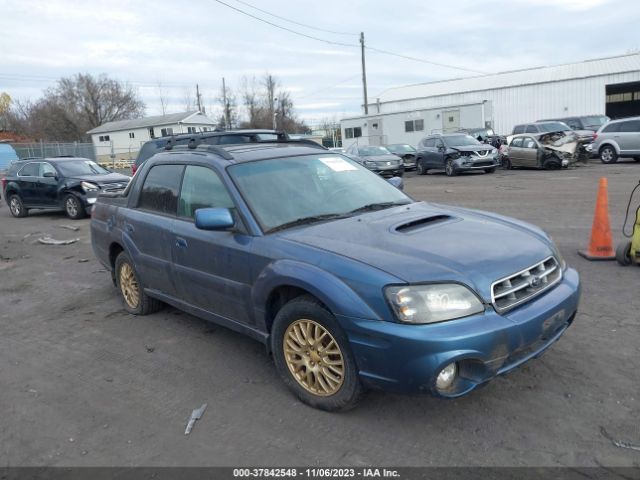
[616, 241, 633, 266]
[484, 167, 496, 174]
[502, 158, 512, 170]
[8, 194, 28, 218]
[599, 145, 618, 164]
[445, 159, 458, 177]
[114, 252, 163, 315]
[64, 194, 85, 219]
[272, 295, 363, 411]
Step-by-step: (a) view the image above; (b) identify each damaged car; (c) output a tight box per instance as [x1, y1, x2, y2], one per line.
[511, 121, 593, 162]
[502, 133, 576, 170]
[384, 144, 418, 171]
[345, 144, 404, 177]
[416, 133, 500, 176]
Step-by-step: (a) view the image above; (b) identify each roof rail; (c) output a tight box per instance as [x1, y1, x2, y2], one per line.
[166, 143, 234, 160]
[250, 139, 328, 149]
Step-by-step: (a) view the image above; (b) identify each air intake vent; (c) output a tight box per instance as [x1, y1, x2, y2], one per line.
[395, 215, 451, 233]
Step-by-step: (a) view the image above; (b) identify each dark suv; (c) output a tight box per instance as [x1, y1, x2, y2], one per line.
[537, 115, 609, 132]
[132, 130, 289, 174]
[2, 157, 130, 219]
[416, 133, 500, 176]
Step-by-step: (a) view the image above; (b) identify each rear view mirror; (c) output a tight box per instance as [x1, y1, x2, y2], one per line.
[387, 177, 404, 191]
[195, 208, 235, 231]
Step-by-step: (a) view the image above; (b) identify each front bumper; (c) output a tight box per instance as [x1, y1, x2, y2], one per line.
[366, 165, 404, 177]
[336, 267, 580, 396]
[454, 155, 499, 171]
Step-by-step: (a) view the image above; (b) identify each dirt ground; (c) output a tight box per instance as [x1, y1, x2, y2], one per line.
[1, 160, 639, 467]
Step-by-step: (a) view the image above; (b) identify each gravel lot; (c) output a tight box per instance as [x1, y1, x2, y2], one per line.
[1, 160, 639, 467]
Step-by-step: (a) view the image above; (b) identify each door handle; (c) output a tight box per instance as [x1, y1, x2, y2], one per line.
[175, 237, 188, 248]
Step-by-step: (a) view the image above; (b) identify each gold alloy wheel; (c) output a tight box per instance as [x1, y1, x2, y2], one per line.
[119, 262, 140, 309]
[283, 319, 345, 396]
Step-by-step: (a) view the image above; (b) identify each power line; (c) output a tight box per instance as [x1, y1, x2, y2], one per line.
[207, 0, 358, 48]
[209, 0, 486, 75]
[366, 47, 486, 75]
[231, 0, 357, 36]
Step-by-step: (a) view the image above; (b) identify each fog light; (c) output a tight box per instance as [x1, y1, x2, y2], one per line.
[436, 363, 457, 391]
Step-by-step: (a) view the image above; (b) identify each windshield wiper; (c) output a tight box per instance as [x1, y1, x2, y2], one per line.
[347, 201, 411, 215]
[267, 213, 347, 233]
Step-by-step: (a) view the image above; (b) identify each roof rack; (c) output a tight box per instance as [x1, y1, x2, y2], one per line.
[167, 143, 235, 160]
[246, 139, 328, 149]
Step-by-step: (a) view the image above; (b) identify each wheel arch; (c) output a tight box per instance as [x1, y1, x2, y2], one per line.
[599, 141, 620, 154]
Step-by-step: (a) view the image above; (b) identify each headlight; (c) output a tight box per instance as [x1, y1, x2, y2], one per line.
[81, 181, 99, 192]
[363, 160, 375, 166]
[549, 238, 567, 270]
[385, 284, 484, 324]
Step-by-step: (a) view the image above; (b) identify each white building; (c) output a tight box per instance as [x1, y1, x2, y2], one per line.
[341, 53, 640, 148]
[87, 111, 217, 163]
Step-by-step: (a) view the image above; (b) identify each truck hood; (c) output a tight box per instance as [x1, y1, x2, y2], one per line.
[279, 202, 554, 302]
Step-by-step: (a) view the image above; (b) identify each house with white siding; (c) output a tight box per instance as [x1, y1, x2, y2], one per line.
[87, 111, 217, 163]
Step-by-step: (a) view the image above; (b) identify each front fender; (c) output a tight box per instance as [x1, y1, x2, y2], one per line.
[252, 259, 382, 328]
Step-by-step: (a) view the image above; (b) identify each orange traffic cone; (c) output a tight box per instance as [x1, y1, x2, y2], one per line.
[578, 177, 615, 261]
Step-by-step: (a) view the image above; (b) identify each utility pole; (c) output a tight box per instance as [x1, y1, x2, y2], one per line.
[196, 84, 203, 112]
[360, 32, 368, 115]
[222, 77, 230, 129]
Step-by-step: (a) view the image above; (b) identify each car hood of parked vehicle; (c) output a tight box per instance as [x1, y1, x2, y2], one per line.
[68, 172, 131, 185]
[358, 154, 402, 162]
[448, 145, 496, 154]
[279, 202, 554, 302]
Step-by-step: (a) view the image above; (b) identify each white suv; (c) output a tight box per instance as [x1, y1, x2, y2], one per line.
[592, 116, 640, 164]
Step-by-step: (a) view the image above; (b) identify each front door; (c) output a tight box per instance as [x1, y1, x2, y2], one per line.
[172, 165, 254, 325]
[521, 137, 539, 167]
[38, 162, 60, 206]
[428, 137, 446, 168]
[508, 138, 525, 166]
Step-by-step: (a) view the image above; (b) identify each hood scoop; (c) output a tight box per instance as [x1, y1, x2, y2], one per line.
[394, 214, 453, 233]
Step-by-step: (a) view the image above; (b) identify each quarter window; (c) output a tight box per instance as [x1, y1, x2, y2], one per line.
[178, 166, 234, 219]
[138, 164, 184, 215]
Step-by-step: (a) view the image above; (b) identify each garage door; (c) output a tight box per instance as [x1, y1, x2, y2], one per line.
[606, 81, 640, 119]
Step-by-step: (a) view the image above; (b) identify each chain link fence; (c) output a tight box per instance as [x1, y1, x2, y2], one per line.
[11, 142, 96, 161]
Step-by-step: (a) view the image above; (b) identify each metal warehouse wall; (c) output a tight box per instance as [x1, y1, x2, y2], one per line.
[367, 71, 640, 136]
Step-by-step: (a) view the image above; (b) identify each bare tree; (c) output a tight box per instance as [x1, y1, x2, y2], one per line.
[182, 87, 196, 112]
[156, 81, 169, 115]
[217, 81, 238, 129]
[2, 74, 144, 141]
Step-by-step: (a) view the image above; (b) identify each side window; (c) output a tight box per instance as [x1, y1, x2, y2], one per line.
[18, 162, 40, 177]
[619, 120, 640, 132]
[178, 166, 234, 219]
[523, 138, 536, 149]
[525, 125, 538, 133]
[513, 125, 524, 134]
[414, 119, 424, 131]
[353, 127, 362, 138]
[345, 128, 354, 139]
[138, 164, 184, 215]
[434, 138, 444, 149]
[602, 122, 621, 133]
[424, 138, 435, 148]
[40, 163, 57, 177]
[566, 119, 581, 130]
[404, 121, 414, 133]
[511, 138, 523, 147]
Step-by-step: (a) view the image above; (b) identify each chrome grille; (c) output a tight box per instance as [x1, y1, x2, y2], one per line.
[491, 256, 562, 312]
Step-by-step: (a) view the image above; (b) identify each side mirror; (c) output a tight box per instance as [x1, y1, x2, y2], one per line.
[387, 176, 404, 191]
[194, 208, 235, 231]
[438, 146, 445, 152]
[43, 171, 57, 178]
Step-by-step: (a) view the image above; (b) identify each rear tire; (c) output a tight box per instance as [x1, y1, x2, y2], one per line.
[616, 241, 633, 266]
[64, 194, 85, 220]
[502, 158, 512, 170]
[599, 145, 618, 164]
[114, 252, 163, 315]
[416, 160, 428, 175]
[8, 194, 28, 218]
[271, 295, 363, 412]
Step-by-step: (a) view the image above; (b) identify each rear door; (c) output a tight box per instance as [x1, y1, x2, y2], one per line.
[616, 119, 640, 154]
[16, 162, 41, 204]
[127, 164, 184, 297]
[172, 165, 254, 324]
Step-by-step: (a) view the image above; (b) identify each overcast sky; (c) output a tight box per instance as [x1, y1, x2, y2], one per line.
[1, 0, 638, 126]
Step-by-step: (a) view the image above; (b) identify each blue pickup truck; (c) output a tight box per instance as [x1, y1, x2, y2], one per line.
[90, 141, 581, 411]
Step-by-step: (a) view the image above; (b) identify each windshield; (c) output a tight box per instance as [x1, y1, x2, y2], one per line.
[444, 135, 481, 147]
[386, 144, 416, 153]
[358, 146, 391, 156]
[539, 122, 571, 132]
[229, 154, 410, 232]
[56, 160, 110, 176]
